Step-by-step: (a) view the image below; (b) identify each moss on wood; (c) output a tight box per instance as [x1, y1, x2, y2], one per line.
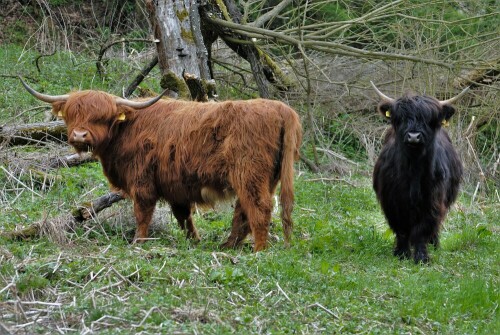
[180, 28, 194, 42]
[215, 0, 231, 21]
[176, 9, 189, 21]
[160, 71, 190, 99]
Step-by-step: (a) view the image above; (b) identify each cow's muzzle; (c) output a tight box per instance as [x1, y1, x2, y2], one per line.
[405, 132, 423, 145]
[70, 129, 89, 143]
[69, 129, 93, 152]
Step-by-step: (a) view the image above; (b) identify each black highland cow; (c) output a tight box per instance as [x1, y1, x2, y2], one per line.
[371, 82, 468, 263]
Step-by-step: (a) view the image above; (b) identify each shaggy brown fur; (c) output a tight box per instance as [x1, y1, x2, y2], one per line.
[51, 91, 302, 251]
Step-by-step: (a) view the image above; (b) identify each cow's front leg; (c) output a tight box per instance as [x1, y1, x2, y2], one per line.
[220, 200, 251, 249]
[133, 200, 156, 243]
[411, 219, 435, 264]
[171, 203, 200, 241]
[393, 233, 411, 260]
[413, 242, 430, 264]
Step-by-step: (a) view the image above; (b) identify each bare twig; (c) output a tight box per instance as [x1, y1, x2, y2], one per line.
[96, 38, 159, 76]
[35, 49, 56, 73]
[308, 302, 339, 319]
[123, 55, 159, 98]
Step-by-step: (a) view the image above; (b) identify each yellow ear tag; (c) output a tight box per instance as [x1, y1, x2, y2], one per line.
[442, 119, 449, 127]
[385, 111, 390, 118]
[57, 110, 64, 117]
[117, 113, 126, 121]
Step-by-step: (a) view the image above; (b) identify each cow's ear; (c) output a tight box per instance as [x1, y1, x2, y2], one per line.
[115, 108, 132, 122]
[117, 112, 127, 121]
[441, 104, 456, 121]
[439, 104, 456, 127]
[52, 101, 66, 119]
[378, 101, 393, 119]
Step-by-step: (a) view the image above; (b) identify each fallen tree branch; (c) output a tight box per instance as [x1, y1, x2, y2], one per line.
[453, 66, 499, 89]
[0, 120, 66, 146]
[46, 152, 97, 170]
[206, 16, 455, 69]
[72, 192, 125, 222]
[300, 154, 320, 173]
[248, 0, 293, 28]
[1, 192, 125, 241]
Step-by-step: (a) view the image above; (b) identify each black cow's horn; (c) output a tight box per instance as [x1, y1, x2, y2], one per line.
[439, 87, 470, 106]
[115, 90, 167, 109]
[370, 81, 395, 103]
[19, 76, 69, 103]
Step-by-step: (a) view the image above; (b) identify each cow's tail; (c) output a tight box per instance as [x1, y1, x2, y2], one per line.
[279, 105, 302, 247]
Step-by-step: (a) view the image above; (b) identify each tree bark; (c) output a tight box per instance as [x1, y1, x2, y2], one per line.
[214, 0, 271, 98]
[146, 0, 215, 99]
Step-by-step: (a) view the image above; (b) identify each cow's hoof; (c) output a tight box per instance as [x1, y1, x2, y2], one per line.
[219, 240, 238, 250]
[187, 233, 201, 243]
[430, 236, 440, 249]
[393, 247, 411, 260]
[413, 251, 430, 264]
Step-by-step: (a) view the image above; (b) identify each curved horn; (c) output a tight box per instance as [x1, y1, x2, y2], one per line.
[19, 76, 69, 103]
[115, 90, 167, 109]
[370, 81, 395, 103]
[439, 87, 470, 106]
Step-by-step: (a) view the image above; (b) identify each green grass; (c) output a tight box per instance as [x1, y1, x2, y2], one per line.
[0, 44, 161, 122]
[0, 43, 498, 334]
[1, 175, 498, 334]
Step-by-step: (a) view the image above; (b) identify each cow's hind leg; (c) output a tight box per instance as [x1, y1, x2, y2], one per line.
[133, 200, 156, 243]
[220, 200, 251, 249]
[429, 231, 440, 249]
[238, 188, 273, 252]
[393, 233, 411, 260]
[171, 203, 200, 241]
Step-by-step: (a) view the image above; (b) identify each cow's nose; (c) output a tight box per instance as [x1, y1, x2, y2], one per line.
[72, 130, 88, 143]
[406, 132, 422, 144]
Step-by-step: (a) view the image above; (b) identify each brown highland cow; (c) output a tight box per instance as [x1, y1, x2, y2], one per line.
[21, 78, 302, 251]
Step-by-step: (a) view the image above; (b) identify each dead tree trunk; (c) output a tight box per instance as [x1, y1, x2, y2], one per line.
[146, 0, 294, 99]
[146, 0, 215, 100]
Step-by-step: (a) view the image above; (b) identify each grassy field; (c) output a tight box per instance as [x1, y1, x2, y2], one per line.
[1, 44, 499, 334]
